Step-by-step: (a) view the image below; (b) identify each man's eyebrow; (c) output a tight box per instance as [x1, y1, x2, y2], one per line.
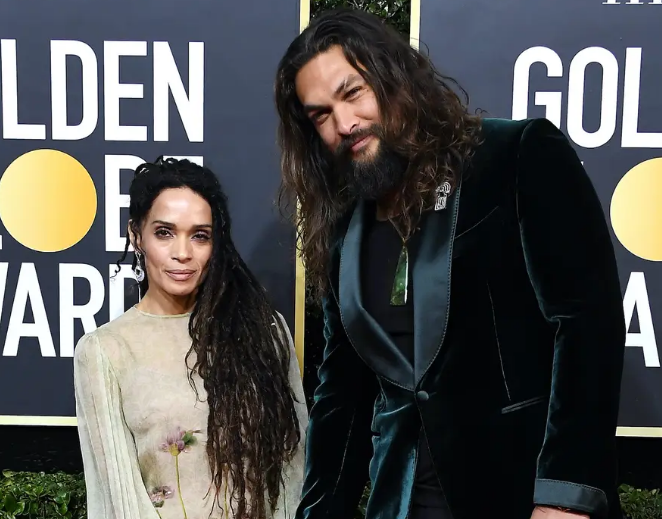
[303, 102, 326, 115]
[334, 73, 362, 96]
[303, 74, 363, 115]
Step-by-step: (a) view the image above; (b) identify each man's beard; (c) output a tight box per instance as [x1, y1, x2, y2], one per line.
[332, 126, 408, 201]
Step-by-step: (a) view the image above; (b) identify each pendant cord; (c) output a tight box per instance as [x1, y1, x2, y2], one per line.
[388, 218, 408, 246]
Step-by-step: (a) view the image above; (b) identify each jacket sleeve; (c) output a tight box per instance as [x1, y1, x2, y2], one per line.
[296, 291, 380, 519]
[515, 117, 625, 518]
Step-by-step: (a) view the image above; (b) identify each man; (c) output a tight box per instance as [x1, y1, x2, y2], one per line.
[274, 8, 625, 519]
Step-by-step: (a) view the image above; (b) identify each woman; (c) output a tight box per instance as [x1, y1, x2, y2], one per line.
[74, 157, 307, 519]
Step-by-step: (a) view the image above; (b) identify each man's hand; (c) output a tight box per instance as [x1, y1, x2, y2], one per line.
[531, 506, 590, 519]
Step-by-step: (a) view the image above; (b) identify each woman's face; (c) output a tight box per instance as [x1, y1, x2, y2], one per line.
[134, 187, 213, 300]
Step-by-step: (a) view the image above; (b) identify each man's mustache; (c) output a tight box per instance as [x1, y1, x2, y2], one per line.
[335, 126, 383, 157]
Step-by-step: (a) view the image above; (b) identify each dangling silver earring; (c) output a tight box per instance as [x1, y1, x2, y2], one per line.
[133, 250, 145, 283]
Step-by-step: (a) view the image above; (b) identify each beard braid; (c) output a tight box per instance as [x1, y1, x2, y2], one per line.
[332, 125, 409, 201]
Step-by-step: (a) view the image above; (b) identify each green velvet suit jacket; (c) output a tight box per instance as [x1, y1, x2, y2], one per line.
[296, 117, 626, 519]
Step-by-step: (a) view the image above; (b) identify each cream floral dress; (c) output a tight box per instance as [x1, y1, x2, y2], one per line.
[73, 306, 308, 519]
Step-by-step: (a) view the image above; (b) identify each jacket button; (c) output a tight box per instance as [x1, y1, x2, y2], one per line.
[416, 390, 429, 402]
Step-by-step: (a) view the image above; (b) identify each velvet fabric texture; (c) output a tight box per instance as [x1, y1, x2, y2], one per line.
[295, 118, 626, 519]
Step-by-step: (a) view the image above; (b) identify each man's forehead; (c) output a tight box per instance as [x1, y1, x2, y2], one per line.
[296, 62, 363, 107]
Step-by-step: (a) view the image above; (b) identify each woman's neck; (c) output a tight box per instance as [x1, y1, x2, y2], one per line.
[136, 288, 195, 316]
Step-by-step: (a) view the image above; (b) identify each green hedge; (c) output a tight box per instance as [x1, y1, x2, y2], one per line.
[311, 0, 409, 34]
[0, 471, 660, 519]
[0, 471, 86, 519]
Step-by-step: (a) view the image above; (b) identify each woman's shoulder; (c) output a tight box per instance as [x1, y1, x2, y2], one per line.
[73, 307, 142, 367]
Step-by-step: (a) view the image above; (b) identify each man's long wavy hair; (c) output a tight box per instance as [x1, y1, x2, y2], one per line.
[116, 158, 301, 519]
[275, 8, 483, 303]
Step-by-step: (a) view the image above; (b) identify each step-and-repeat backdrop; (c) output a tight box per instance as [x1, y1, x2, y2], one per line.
[0, 0, 301, 425]
[415, 0, 662, 434]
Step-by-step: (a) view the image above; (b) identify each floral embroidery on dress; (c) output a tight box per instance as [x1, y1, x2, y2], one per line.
[149, 485, 174, 517]
[160, 427, 201, 455]
[149, 485, 174, 507]
[160, 427, 201, 519]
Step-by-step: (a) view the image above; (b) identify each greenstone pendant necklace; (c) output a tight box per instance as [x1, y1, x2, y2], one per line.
[388, 181, 451, 306]
[389, 221, 409, 306]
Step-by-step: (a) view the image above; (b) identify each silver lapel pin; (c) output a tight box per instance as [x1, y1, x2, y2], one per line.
[434, 181, 451, 211]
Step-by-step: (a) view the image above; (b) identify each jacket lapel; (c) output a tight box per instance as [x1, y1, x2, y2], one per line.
[339, 200, 415, 390]
[413, 178, 462, 385]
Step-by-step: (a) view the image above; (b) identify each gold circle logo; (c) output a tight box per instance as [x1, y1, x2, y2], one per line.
[0, 149, 97, 252]
[611, 157, 662, 262]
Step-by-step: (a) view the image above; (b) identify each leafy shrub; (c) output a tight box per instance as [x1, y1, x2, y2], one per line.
[619, 485, 662, 519]
[0, 471, 86, 519]
[311, 0, 409, 35]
